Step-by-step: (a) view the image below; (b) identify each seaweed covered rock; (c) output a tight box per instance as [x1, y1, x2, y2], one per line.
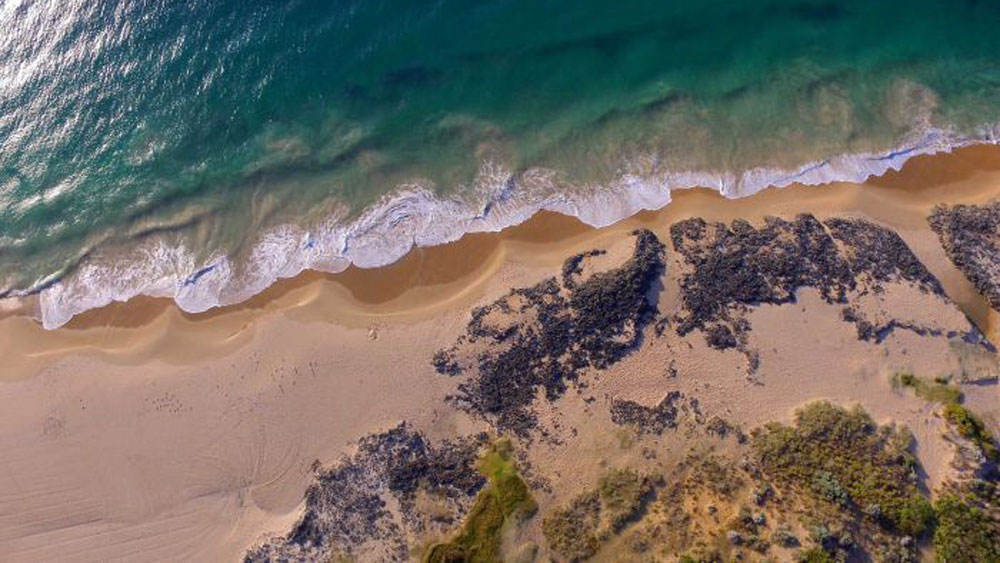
[424, 440, 537, 563]
[824, 218, 943, 292]
[244, 424, 487, 562]
[669, 215, 851, 344]
[434, 230, 665, 436]
[929, 200, 1000, 310]
[670, 214, 950, 350]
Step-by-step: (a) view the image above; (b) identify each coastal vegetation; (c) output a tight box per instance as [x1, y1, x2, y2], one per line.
[891, 372, 963, 405]
[542, 468, 657, 561]
[942, 402, 1000, 464]
[537, 401, 999, 561]
[933, 493, 999, 562]
[890, 371, 999, 464]
[753, 401, 933, 537]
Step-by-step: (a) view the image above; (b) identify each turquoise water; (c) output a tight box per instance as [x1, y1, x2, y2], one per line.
[2, 0, 1000, 326]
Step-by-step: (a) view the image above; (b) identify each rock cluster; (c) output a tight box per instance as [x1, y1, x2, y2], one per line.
[244, 424, 486, 562]
[929, 200, 1000, 310]
[670, 214, 946, 350]
[609, 391, 688, 435]
[433, 230, 665, 436]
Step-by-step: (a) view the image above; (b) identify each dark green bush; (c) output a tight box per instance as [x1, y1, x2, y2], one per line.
[933, 494, 999, 562]
[942, 403, 1000, 463]
[753, 402, 933, 536]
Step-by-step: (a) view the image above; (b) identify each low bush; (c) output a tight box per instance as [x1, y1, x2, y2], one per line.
[891, 372, 963, 405]
[942, 403, 1000, 463]
[753, 402, 933, 536]
[932, 494, 999, 562]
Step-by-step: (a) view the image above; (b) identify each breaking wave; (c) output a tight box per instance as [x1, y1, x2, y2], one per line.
[26, 124, 1000, 329]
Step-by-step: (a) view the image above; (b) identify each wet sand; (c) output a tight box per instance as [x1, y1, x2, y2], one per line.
[1, 146, 1000, 562]
[5, 145, 1000, 380]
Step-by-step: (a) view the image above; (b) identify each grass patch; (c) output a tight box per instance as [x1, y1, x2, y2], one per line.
[542, 491, 602, 561]
[942, 403, 1000, 464]
[598, 468, 652, 530]
[798, 546, 835, 562]
[932, 493, 1000, 562]
[424, 439, 536, 563]
[891, 372, 963, 405]
[891, 372, 999, 464]
[543, 467, 657, 560]
[753, 401, 933, 537]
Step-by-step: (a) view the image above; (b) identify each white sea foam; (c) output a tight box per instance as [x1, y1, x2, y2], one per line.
[35, 125, 1000, 329]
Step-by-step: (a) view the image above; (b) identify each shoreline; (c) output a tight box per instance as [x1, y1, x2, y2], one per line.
[4, 144, 1000, 381]
[12, 127, 999, 330]
[3, 144, 1000, 561]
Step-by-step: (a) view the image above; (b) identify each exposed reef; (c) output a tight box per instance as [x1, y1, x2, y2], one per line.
[609, 391, 699, 436]
[433, 229, 665, 436]
[244, 424, 487, 563]
[244, 216, 1000, 562]
[668, 214, 966, 359]
[929, 200, 1000, 310]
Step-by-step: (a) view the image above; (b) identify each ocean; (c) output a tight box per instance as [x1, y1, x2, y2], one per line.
[2, 0, 1000, 327]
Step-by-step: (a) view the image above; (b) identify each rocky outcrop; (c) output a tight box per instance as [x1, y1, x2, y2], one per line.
[433, 230, 666, 436]
[244, 425, 486, 563]
[670, 214, 952, 352]
[930, 200, 1000, 310]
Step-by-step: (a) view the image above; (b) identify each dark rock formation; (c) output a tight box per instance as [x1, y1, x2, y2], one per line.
[434, 230, 666, 436]
[609, 391, 686, 435]
[244, 424, 486, 562]
[669, 214, 947, 350]
[929, 200, 1000, 310]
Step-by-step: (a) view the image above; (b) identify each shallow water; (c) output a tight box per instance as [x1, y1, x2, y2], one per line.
[2, 0, 1000, 327]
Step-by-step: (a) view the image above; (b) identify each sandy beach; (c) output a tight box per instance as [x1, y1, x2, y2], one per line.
[2, 146, 1000, 562]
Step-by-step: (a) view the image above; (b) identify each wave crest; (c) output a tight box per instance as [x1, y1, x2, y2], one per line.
[34, 125, 999, 329]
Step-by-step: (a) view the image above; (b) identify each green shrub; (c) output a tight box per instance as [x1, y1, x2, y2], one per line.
[542, 493, 601, 561]
[933, 494, 999, 562]
[753, 402, 933, 536]
[892, 372, 962, 404]
[798, 547, 835, 563]
[543, 467, 658, 560]
[894, 493, 935, 538]
[942, 403, 1000, 463]
[598, 468, 653, 529]
[425, 440, 536, 563]
[811, 471, 849, 506]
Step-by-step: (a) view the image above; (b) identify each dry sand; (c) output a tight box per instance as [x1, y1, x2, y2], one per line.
[1, 146, 999, 562]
